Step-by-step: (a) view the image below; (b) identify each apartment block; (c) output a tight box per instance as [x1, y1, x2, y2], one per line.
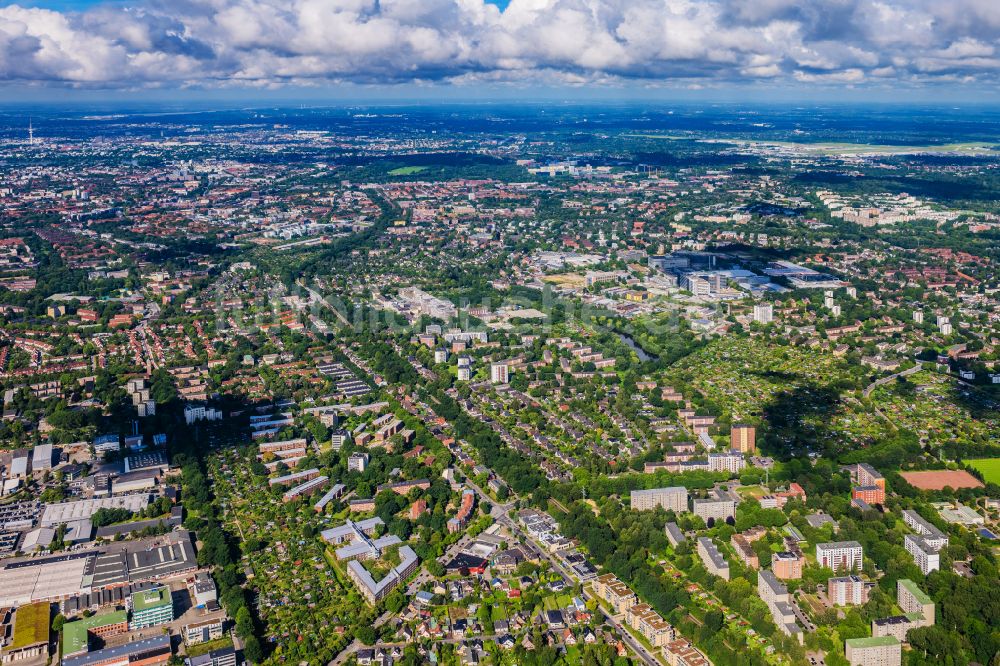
[816, 541, 863, 572]
[897, 579, 934, 626]
[697, 537, 730, 580]
[904, 534, 941, 575]
[625, 603, 675, 647]
[731, 534, 759, 569]
[855, 463, 886, 490]
[630, 486, 688, 513]
[872, 613, 926, 642]
[730, 424, 756, 453]
[902, 510, 949, 548]
[663, 639, 711, 666]
[692, 497, 737, 523]
[758, 569, 804, 642]
[845, 636, 901, 666]
[752, 304, 773, 325]
[852, 485, 885, 505]
[828, 575, 870, 606]
[593, 573, 637, 614]
[490, 362, 509, 385]
[708, 451, 745, 474]
[771, 551, 804, 580]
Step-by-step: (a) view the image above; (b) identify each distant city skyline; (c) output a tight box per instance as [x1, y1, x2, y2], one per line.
[0, 0, 999, 102]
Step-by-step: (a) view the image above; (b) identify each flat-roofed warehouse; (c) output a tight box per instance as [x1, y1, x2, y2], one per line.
[0, 552, 93, 606]
[40, 495, 151, 527]
[0, 532, 196, 607]
[90, 537, 197, 588]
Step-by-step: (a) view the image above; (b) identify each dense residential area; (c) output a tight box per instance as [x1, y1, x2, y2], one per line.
[0, 105, 998, 666]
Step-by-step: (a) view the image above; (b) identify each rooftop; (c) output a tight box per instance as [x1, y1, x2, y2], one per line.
[63, 611, 128, 656]
[9, 601, 50, 650]
[898, 578, 932, 605]
[132, 585, 171, 611]
[846, 636, 901, 648]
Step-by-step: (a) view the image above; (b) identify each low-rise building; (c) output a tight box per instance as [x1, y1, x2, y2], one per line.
[184, 618, 225, 645]
[185, 647, 237, 666]
[593, 573, 637, 615]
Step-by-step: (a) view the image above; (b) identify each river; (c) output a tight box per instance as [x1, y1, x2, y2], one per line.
[617, 332, 658, 362]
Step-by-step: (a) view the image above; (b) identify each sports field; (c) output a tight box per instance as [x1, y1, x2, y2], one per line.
[899, 469, 984, 491]
[968, 459, 1000, 485]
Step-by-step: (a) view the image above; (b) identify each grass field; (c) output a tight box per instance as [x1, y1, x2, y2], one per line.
[388, 166, 429, 175]
[969, 458, 1000, 485]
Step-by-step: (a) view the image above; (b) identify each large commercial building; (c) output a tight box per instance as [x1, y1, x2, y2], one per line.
[730, 424, 756, 453]
[630, 487, 688, 513]
[0, 533, 197, 607]
[40, 495, 151, 527]
[844, 636, 901, 666]
[63, 611, 129, 658]
[62, 634, 171, 666]
[2, 602, 50, 663]
[816, 541, 863, 572]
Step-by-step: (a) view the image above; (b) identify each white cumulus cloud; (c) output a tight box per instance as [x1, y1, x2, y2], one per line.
[0, 0, 997, 89]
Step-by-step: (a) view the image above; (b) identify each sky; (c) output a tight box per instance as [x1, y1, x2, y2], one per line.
[1, 0, 1000, 103]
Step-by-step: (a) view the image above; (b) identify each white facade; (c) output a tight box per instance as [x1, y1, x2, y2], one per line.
[630, 487, 688, 513]
[816, 541, 863, 572]
[490, 362, 509, 385]
[753, 303, 773, 325]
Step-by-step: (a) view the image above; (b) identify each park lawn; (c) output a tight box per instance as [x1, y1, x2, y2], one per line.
[388, 166, 428, 175]
[968, 458, 1000, 485]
